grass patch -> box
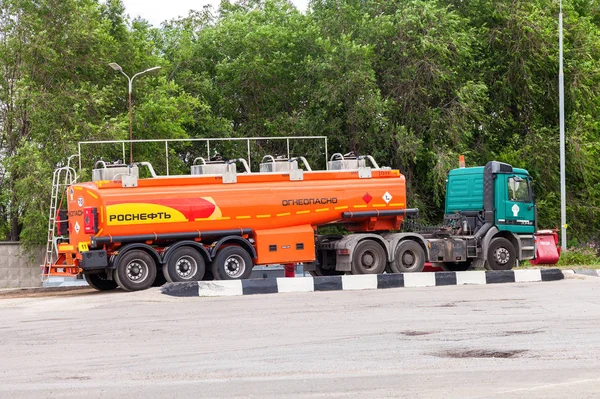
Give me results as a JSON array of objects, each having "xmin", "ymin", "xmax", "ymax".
[{"xmin": 518, "ymin": 245, "xmax": 600, "ymax": 269}]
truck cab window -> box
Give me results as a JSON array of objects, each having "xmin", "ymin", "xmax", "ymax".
[{"xmin": 508, "ymin": 177, "xmax": 531, "ymax": 202}]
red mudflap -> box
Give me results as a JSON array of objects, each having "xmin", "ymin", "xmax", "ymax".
[{"xmin": 530, "ymin": 230, "xmax": 561, "ymax": 265}]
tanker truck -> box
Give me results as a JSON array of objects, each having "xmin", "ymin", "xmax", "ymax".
[{"xmin": 44, "ymin": 141, "xmax": 559, "ymax": 291}]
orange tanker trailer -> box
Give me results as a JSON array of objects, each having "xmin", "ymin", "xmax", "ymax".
[{"xmin": 45, "ymin": 151, "xmax": 423, "ymax": 291}]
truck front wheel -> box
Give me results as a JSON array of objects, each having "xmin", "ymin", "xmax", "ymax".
[
  {"xmin": 485, "ymin": 238, "xmax": 516, "ymax": 270},
  {"xmin": 212, "ymin": 246, "xmax": 253, "ymax": 280},
  {"xmin": 114, "ymin": 250, "xmax": 157, "ymax": 291},
  {"xmin": 84, "ymin": 272, "xmax": 118, "ymax": 291}
]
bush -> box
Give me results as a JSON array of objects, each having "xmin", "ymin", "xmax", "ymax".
[{"xmin": 556, "ymin": 244, "xmax": 600, "ymax": 266}]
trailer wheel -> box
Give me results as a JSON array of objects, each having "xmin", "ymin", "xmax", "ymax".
[
  {"xmin": 163, "ymin": 247, "xmax": 206, "ymax": 283},
  {"xmin": 485, "ymin": 237, "xmax": 516, "ymax": 270},
  {"xmin": 389, "ymin": 240, "xmax": 425, "ymax": 273},
  {"xmin": 212, "ymin": 246, "xmax": 253, "ymax": 280},
  {"xmin": 442, "ymin": 261, "xmax": 472, "ymax": 272},
  {"xmin": 84, "ymin": 272, "xmax": 118, "ymax": 291},
  {"xmin": 114, "ymin": 250, "xmax": 157, "ymax": 292},
  {"xmin": 351, "ymin": 240, "xmax": 386, "ymax": 274}
]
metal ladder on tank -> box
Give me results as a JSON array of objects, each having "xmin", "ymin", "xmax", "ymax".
[{"xmin": 42, "ymin": 156, "xmax": 78, "ymax": 283}]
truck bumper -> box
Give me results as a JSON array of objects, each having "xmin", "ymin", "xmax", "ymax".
[{"xmin": 80, "ymin": 250, "xmax": 109, "ymax": 270}]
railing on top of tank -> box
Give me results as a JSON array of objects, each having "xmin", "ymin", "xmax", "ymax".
[{"xmin": 77, "ymin": 136, "xmax": 329, "ymax": 176}]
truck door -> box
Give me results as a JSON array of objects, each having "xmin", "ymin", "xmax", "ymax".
[{"xmin": 500, "ymin": 174, "xmax": 535, "ymax": 233}]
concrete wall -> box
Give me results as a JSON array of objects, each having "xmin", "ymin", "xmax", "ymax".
[{"xmin": 0, "ymin": 243, "xmax": 43, "ymax": 288}]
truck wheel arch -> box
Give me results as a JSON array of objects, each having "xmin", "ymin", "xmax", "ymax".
[
  {"xmin": 209, "ymin": 235, "xmax": 257, "ymax": 260},
  {"xmin": 163, "ymin": 241, "xmax": 211, "ymax": 266},
  {"xmin": 109, "ymin": 243, "xmax": 161, "ymax": 270},
  {"xmin": 321, "ymin": 234, "xmax": 389, "ymax": 272},
  {"xmin": 481, "ymin": 228, "xmax": 520, "ymax": 262}
]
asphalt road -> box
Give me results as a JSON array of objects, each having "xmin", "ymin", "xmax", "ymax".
[{"xmin": 1, "ymin": 277, "xmax": 600, "ymax": 398}]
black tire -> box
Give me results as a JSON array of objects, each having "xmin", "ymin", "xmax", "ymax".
[
  {"xmin": 485, "ymin": 237, "xmax": 516, "ymax": 270},
  {"xmin": 442, "ymin": 260, "xmax": 472, "ymax": 272},
  {"xmin": 84, "ymin": 272, "xmax": 118, "ymax": 291},
  {"xmin": 310, "ymin": 250, "xmax": 344, "ymax": 276},
  {"xmin": 351, "ymin": 240, "xmax": 386, "ymax": 274},
  {"xmin": 389, "ymin": 240, "xmax": 425, "ymax": 273},
  {"xmin": 113, "ymin": 250, "xmax": 157, "ymax": 292},
  {"xmin": 211, "ymin": 246, "xmax": 253, "ymax": 280},
  {"xmin": 309, "ymin": 269, "xmax": 345, "ymax": 276},
  {"xmin": 310, "ymin": 264, "xmax": 345, "ymax": 277},
  {"xmin": 162, "ymin": 246, "xmax": 206, "ymax": 283}
]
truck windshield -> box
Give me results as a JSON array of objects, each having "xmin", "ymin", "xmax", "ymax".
[{"xmin": 508, "ymin": 177, "xmax": 531, "ymax": 202}]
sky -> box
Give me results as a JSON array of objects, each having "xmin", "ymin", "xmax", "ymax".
[{"xmin": 120, "ymin": 0, "xmax": 310, "ymax": 26}]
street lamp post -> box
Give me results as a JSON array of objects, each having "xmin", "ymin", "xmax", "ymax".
[
  {"xmin": 558, "ymin": 1, "xmax": 567, "ymax": 251},
  {"xmin": 109, "ymin": 63, "xmax": 161, "ymax": 165}
]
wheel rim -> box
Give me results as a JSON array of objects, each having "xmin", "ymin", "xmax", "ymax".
[
  {"xmin": 494, "ymin": 247, "xmax": 510, "ymax": 265},
  {"xmin": 224, "ymin": 254, "xmax": 245, "ymax": 278},
  {"xmin": 126, "ymin": 259, "xmax": 149, "ymax": 283},
  {"xmin": 175, "ymin": 255, "xmax": 197, "ymax": 279},
  {"xmin": 361, "ymin": 251, "xmax": 376, "ymax": 270},
  {"xmin": 402, "ymin": 251, "xmax": 416, "ymax": 267}
]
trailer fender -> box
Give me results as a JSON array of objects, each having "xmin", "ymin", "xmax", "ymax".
[
  {"xmin": 109, "ymin": 243, "xmax": 161, "ymax": 270},
  {"xmin": 209, "ymin": 236, "xmax": 257, "ymax": 260},
  {"xmin": 162, "ymin": 241, "xmax": 211, "ymax": 265},
  {"xmin": 381, "ymin": 233, "xmax": 431, "ymax": 263},
  {"xmin": 324, "ymin": 234, "xmax": 390, "ymax": 272}
]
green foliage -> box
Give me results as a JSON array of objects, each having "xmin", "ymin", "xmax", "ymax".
[
  {"xmin": 556, "ymin": 246, "xmax": 600, "ymax": 266},
  {"xmin": 1, "ymin": 0, "xmax": 600, "ymax": 247}
]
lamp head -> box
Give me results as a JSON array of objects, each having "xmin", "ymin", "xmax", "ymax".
[{"xmin": 109, "ymin": 62, "xmax": 122, "ymax": 72}]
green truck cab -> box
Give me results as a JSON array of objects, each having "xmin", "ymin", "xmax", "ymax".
[
  {"xmin": 421, "ymin": 161, "xmax": 537, "ymax": 271},
  {"xmin": 446, "ymin": 164, "xmax": 535, "ymax": 234}
]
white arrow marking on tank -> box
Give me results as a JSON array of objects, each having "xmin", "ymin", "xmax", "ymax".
[{"xmin": 512, "ymin": 204, "xmax": 520, "ymax": 217}]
